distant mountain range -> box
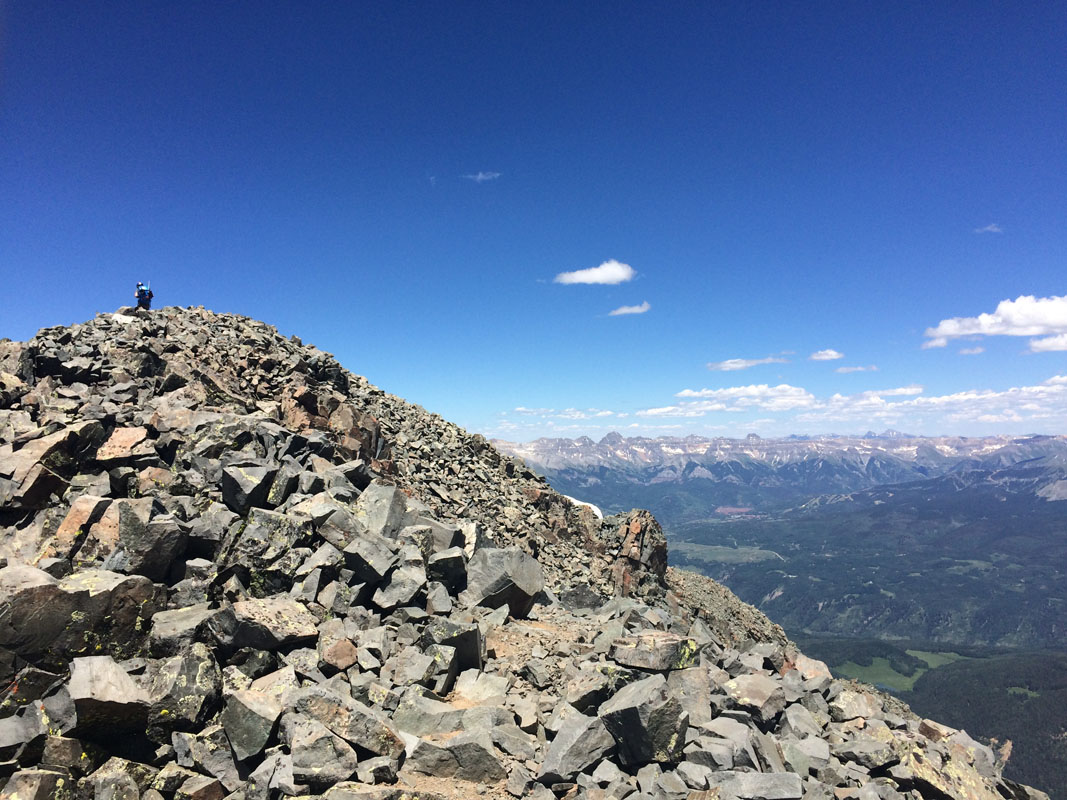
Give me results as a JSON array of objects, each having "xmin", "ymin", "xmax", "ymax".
[
  {"xmin": 494, "ymin": 431, "xmax": 1067, "ymax": 522},
  {"xmin": 495, "ymin": 432, "xmax": 1067, "ymax": 651}
]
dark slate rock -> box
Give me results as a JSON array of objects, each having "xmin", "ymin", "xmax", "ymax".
[
  {"xmin": 609, "ymin": 631, "xmax": 700, "ymax": 672},
  {"xmin": 290, "ymin": 685, "xmax": 406, "ymax": 759},
  {"xmin": 667, "ymin": 666, "xmax": 719, "ymax": 726},
  {"xmin": 537, "ymin": 712, "xmax": 614, "ymax": 785},
  {"xmin": 459, "ymin": 547, "xmax": 544, "ymax": 619},
  {"xmin": 419, "ymin": 617, "xmax": 483, "ymax": 671},
  {"xmin": 216, "ymin": 508, "xmax": 312, "ymax": 590},
  {"xmin": 206, "ymin": 596, "xmax": 319, "ymax": 656},
  {"xmin": 403, "ymin": 732, "xmax": 506, "ymax": 783},
  {"xmin": 372, "ymin": 564, "xmax": 426, "ymax": 611},
  {"xmin": 426, "ymin": 547, "xmax": 467, "ymax": 593},
  {"xmin": 149, "ymin": 603, "xmax": 214, "ymax": 657},
  {"xmin": 342, "ymin": 530, "xmax": 398, "ymax": 587},
  {"xmin": 704, "ymin": 770, "xmax": 804, "ymax": 800},
  {"xmin": 145, "ymin": 643, "xmax": 221, "ymax": 743},
  {"xmin": 221, "ymin": 463, "xmax": 278, "ymax": 515},
  {"xmin": 0, "ymin": 768, "xmax": 66, "ymax": 800},
  {"xmin": 598, "ymin": 673, "xmax": 689, "ymax": 766},
  {"xmin": 723, "ymin": 673, "xmax": 787, "ymax": 723},
  {"xmin": 280, "ymin": 711, "xmax": 359, "ymax": 788},
  {"xmin": 353, "ymin": 482, "xmax": 412, "ymax": 539},
  {"xmin": 172, "ymin": 724, "xmax": 241, "ymax": 792}
]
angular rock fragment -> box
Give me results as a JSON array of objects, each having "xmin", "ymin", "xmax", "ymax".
[
  {"xmin": 207, "ymin": 596, "xmax": 319, "ymax": 655},
  {"xmin": 829, "ymin": 688, "xmax": 882, "ymax": 722},
  {"xmin": 68, "ymin": 655, "xmax": 149, "ymax": 733},
  {"xmin": 723, "ymin": 672, "xmax": 786, "ymax": 723},
  {"xmin": 403, "ymin": 732, "xmax": 506, "ymax": 783},
  {"xmin": 145, "ymin": 643, "xmax": 221, "ymax": 742},
  {"xmin": 281, "ymin": 711, "xmax": 360, "ymax": 787},
  {"xmin": 537, "ymin": 712, "xmax": 614, "ymax": 784},
  {"xmin": 705, "ymin": 770, "xmax": 804, "ymax": 799},
  {"xmin": 173, "ymin": 724, "xmax": 241, "ymax": 792},
  {"xmin": 459, "ymin": 547, "xmax": 544, "ymax": 618},
  {"xmin": 610, "ymin": 630, "xmax": 700, "ymax": 671},
  {"xmin": 598, "ymin": 673, "xmax": 688, "ymax": 765},
  {"xmin": 221, "ymin": 463, "xmax": 278, "ymax": 515},
  {"xmin": 290, "ymin": 685, "xmax": 406, "ymax": 759}
]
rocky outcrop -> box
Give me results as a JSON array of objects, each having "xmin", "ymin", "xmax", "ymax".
[{"xmin": 0, "ymin": 307, "xmax": 1049, "ymax": 799}]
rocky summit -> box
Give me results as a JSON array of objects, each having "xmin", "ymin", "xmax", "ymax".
[{"xmin": 0, "ymin": 306, "xmax": 1049, "ymax": 800}]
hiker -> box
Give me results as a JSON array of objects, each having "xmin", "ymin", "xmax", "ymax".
[{"xmin": 135, "ymin": 282, "xmax": 154, "ymax": 310}]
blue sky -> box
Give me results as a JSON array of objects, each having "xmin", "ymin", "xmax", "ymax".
[{"xmin": 3, "ymin": 2, "xmax": 1066, "ymax": 440}]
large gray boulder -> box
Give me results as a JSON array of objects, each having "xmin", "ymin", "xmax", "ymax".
[
  {"xmin": 207, "ymin": 596, "xmax": 319, "ymax": 655},
  {"xmin": 537, "ymin": 712, "xmax": 615, "ymax": 784},
  {"xmin": 68, "ymin": 656, "xmax": 149, "ymax": 734},
  {"xmin": 598, "ymin": 673, "xmax": 689, "ymax": 766},
  {"xmin": 459, "ymin": 547, "xmax": 544, "ymax": 618}
]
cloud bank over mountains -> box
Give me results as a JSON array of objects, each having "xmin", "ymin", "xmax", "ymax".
[{"xmin": 494, "ymin": 375, "xmax": 1067, "ymax": 439}]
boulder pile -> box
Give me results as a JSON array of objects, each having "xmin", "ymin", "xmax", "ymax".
[{"xmin": 0, "ymin": 306, "xmax": 1049, "ymax": 799}]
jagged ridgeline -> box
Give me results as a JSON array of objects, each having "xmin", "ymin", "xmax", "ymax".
[{"xmin": 0, "ymin": 307, "xmax": 1049, "ymax": 799}]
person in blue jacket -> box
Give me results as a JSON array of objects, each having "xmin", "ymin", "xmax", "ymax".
[{"xmin": 135, "ymin": 282, "xmax": 154, "ymax": 310}]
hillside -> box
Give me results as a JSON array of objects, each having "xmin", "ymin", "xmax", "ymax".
[{"xmin": 0, "ymin": 306, "xmax": 1050, "ymax": 799}]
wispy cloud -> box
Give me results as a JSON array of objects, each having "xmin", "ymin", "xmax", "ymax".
[
  {"xmin": 924, "ymin": 295, "xmax": 1067, "ymax": 352},
  {"xmin": 513, "ymin": 406, "xmax": 615, "ymax": 420},
  {"xmin": 960, "ymin": 346, "xmax": 984, "ymax": 355},
  {"xmin": 797, "ymin": 377, "xmax": 1067, "ymax": 427},
  {"xmin": 462, "ymin": 171, "xmax": 501, "ymax": 183},
  {"xmin": 810, "ymin": 349, "xmax": 844, "ymax": 361},
  {"xmin": 836, "ymin": 365, "xmax": 878, "ymax": 373},
  {"xmin": 554, "ymin": 259, "xmax": 636, "ymax": 285},
  {"xmin": 707, "ymin": 356, "xmax": 788, "ymax": 371},
  {"xmin": 609, "ymin": 301, "xmax": 650, "ymax": 316},
  {"xmin": 974, "ymin": 223, "xmax": 1003, "ymax": 234},
  {"xmin": 675, "ymin": 384, "xmax": 817, "ymax": 411}
]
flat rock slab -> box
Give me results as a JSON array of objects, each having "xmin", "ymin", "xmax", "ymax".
[
  {"xmin": 705, "ymin": 770, "xmax": 804, "ymax": 800},
  {"xmin": 95, "ymin": 426, "xmax": 149, "ymax": 463},
  {"xmin": 609, "ymin": 631, "xmax": 700, "ymax": 671},
  {"xmin": 207, "ymin": 597, "xmax": 319, "ymax": 654},
  {"xmin": 404, "ymin": 731, "xmax": 506, "ymax": 783},
  {"xmin": 829, "ymin": 689, "xmax": 882, "ymax": 722},
  {"xmin": 291, "ymin": 685, "xmax": 406, "ymax": 759},
  {"xmin": 723, "ymin": 673, "xmax": 786, "ymax": 723}
]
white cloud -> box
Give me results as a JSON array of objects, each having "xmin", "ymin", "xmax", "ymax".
[
  {"xmin": 554, "ymin": 259, "xmax": 636, "ymax": 285},
  {"xmin": 796, "ymin": 375, "xmax": 1067, "ymax": 427},
  {"xmin": 672, "ymin": 384, "xmax": 817, "ymax": 412},
  {"xmin": 960, "ymin": 346, "xmax": 984, "ymax": 355},
  {"xmin": 462, "ymin": 171, "xmax": 501, "ymax": 183},
  {"xmin": 1030, "ymin": 333, "xmax": 1067, "ymax": 352},
  {"xmin": 836, "ymin": 365, "xmax": 878, "ymax": 373},
  {"xmin": 494, "ymin": 374, "xmax": 1067, "ymax": 439},
  {"xmin": 924, "ymin": 295, "xmax": 1067, "ymax": 351},
  {"xmin": 810, "ymin": 349, "xmax": 844, "ymax": 361},
  {"xmin": 609, "ymin": 301, "xmax": 650, "ymax": 316},
  {"xmin": 706, "ymin": 356, "xmax": 788, "ymax": 371},
  {"xmin": 974, "ymin": 223, "xmax": 1003, "ymax": 233},
  {"xmin": 513, "ymin": 406, "xmax": 615, "ymax": 420}
]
